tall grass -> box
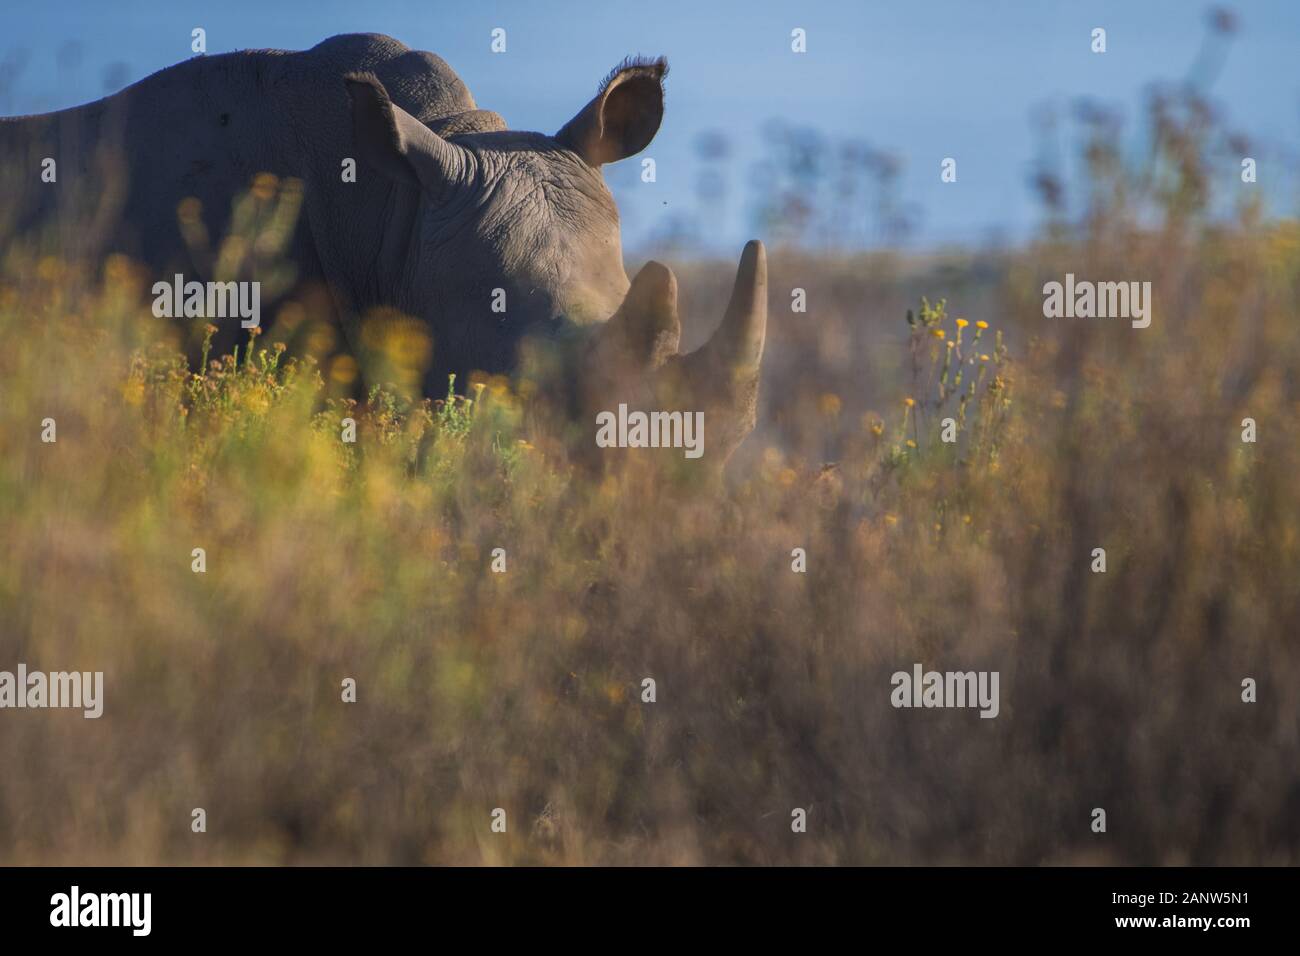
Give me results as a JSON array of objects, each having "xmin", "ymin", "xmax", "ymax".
[{"xmin": 1, "ymin": 90, "xmax": 1298, "ymax": 865}]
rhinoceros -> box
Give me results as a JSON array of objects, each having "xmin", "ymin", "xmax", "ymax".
[{"xmin": 0, "ymin": 33, "xmax": 767, "ymax": 466}]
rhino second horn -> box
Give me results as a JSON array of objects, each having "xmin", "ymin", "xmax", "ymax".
[
  {"xmin": 697, "ymin": 240, "xmax": 767, "ymax": 375},
  {"xmin": 600, "ymin": 260, "xmax": 681, "ymax": 368}
]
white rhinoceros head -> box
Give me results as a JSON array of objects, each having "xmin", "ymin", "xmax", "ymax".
[{"xmin": 344, "ymin": 58, "xmax": 766, "ymax": 469}]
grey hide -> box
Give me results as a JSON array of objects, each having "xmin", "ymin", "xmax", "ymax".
[{"xmin": 0, "ymin": 33, "xmax": 767, "ymax": 466}]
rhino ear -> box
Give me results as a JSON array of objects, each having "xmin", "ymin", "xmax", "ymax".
[
  {"xmin": 344, "ymin": 73, "xmax": 469, "ymax": 194},
  {"xmin": 556, "ymin": 57, "xmax": 667, "ymax": 167}
]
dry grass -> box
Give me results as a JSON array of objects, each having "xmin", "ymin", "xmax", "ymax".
[{"xmin": 2, "ymin": 111, "xmax": 1299, "ymax": 866}]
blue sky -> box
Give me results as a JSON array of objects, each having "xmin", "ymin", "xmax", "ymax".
[{"xmin": 4, "ymin": 0, "xmax": 1297, "ymax": 251}]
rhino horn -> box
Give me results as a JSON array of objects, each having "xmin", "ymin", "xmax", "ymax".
[
  {"xmin": 693, "ymin": 240, "xmax": 767, "ymax": 378},
  {"xmin": 593, "ymin": 260, "xmax": 681, "ymax": 370}
]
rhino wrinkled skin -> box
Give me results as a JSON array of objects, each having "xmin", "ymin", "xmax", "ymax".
[{"xmin": 0, "ymin": 33, "xmax": 767, "ymax": 466}]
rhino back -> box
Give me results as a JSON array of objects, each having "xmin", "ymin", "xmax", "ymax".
[{"xmin": 0, "ymin": 34, "xmax": 478, "ymax": 294}]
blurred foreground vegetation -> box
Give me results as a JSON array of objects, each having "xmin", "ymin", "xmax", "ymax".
[{"xmin": 1, "ymin": 64, "xmax": 1299, "ymax": 864}]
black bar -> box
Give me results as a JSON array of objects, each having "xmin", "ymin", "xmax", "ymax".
[{"xmin": 0, "ymin": 866, "xmax": 1285, "ymax": 942}]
